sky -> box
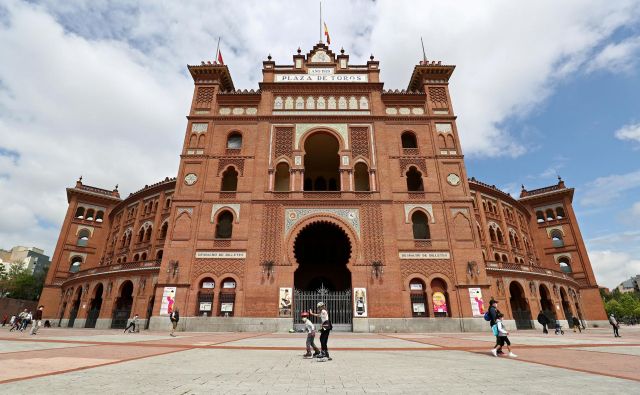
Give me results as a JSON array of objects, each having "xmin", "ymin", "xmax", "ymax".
[{"xmin": 0, "ymin": 0, "xmax": 639, "ymax": 289}]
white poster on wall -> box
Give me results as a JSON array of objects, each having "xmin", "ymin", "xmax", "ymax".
[
  {"xmin": 159, "ymin": 287, "xmax": 176, "ymax": 316},
  {"xmin": 469, "ymin": 288, "xmax": 485, "ymax": 317},
  {"xmin": 353, "ymin": 288, "xmax": 368, "ymax": 317}
]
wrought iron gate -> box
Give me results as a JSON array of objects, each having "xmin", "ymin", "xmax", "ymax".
[{"xmin": 293, "ymin": 285, "xmax": 352, "ymax": 332}]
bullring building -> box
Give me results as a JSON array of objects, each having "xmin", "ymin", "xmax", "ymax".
[{"xmin": 40, "ymin": 43, "xmax": 607, "ymax": 332}]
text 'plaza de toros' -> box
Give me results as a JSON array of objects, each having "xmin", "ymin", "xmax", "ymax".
[{"xmin": 39, "ymin": 43, "xmax": 608, "ymax": 332}]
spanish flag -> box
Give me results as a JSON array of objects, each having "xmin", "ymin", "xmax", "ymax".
[{"xmin": 324, "ymin": 22, "xmax": 331, "ymax": 45}]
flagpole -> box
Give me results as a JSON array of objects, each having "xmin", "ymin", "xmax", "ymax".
[
  {"xmin": 216, "ymin": 37, "xmax": 221, "ymax": 64},
  {"xmin": 319, "ymin": 2, "xmax": 322, "ymax": 43},
  {"xmin": 421, "ymin": 36, "xmax": 427, "ymax": 63}
]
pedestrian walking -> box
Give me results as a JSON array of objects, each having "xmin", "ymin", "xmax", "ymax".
[
  {"xmin": 537, "ymin": 311, "xmax": 549, "ymax": 334},
  {"xmin": 487, "ymin": 299, "xmax": 503, "ymax": 354},
  {"xmin": 310, "ymin": 302, "xmax": 332, "ymax": 361},
  {"xmin": 20, "ymin": 311, "xmax": 32, "ymax": 332},
  {"xmin": 609, "ymin": 313, "xmax": 621, "ymax": 337},
  {"xmin": 1, "ymin": 314, "xmax": 8, "ymax": 326},
  {"xmin": 169, "ymin": 309, "xmax": 179, "ymax": 337},
  {"xmin": 491, "ymin": 313, "xmax": 517, "ymax": 358},
  {"xmin": 572, "ymin": 316, "xmax": 582, "ymax": 333},
  {"xmin": 300, "ymin": 312, "xmax": 320, "ymax": 358},
  {"xmin": 124, "ymin": 313, "xmax": 139, "ymax": 333},
  {"xmin": 30, "ymin": 306, "xmax": 44, "ymax": 335}
]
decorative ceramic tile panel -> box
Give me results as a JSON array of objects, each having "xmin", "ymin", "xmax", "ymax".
[{"xmin": 284, "ymin": 208, "xmax": 360, "ymax": 236}]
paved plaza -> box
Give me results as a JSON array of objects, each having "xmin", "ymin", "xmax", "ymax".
[{"xmin": 1, "ymin": 326, "xmax": 639, "ymax": 394}]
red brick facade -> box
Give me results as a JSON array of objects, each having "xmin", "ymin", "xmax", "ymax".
[{"xmin": 39, "ymin": 44, "xmax": 607, "ymax": 331}]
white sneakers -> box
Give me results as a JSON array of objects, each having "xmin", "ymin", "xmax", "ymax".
[{"xmin": 491, "ymin": 349, "xmax": 517, "ymax": 358}]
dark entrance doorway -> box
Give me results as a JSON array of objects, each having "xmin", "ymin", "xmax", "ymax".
[
  {"xmin": 111, "ymin": 281, "xmax": 134, "ymax": 329},
  {"xmin": 539, "ymin": 284, "xmax": 556, "ymax": 323},
  {"xmin": 85, "ymin": 283, "xmax": 103, "ymax": 328},
  {"xmin": 68, "ymin": 288, "xmax": 82, "ymax": 328},
  {"xmin": 293, "ymin": 221, "xmax": 352, "ymax": 331},
  {"xmin": 560, "ymin": 288, "xmax": 574, "ymax": 327},
  {"xmin": 509, "ymin": 282, "xmax": 533, "ymax": 329}
]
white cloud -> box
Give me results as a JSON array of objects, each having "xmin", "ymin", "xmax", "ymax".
[
  {"xmin": 587, "ymin": 37, "xmax": 640, "ymax": 74},
  {"xmin": 1, "ymin": 0, "xmax": 640, "ymax": 256},
  {"xmin": 632, "ymin": 202, "xmax": 640, "ymax": 218},
  {"xmin": 588, "ymin": 250, "xmax": 640, "ymax": 289},
  {"xmin": 580, "ymin": 169, "xmax": 640, "ymax": 206},
  {"xmin": 614, "ymin": 122, "xmax": 640, "ymax": 143}
]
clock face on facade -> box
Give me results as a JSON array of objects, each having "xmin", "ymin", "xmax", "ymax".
[
  {"xmin": 310, "ymin": 50, "xmax": 330, "ymax": 63},
  {"xmin": 447, "ymin": 173, "xmax": 461, "ymax": 186}
]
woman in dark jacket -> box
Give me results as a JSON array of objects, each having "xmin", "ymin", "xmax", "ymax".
[{"xmin": 537, "ymin": 311, "xmax": 549, "ymax": 334}]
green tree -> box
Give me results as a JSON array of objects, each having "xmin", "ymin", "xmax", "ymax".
[{"xmin": 3, "ymin": 264, "xmax": 41, "ymax": 300}]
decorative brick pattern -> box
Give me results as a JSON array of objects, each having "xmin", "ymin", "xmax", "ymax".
[
  {"xmin": 361, "ymin": 204, "xmax": 385, "ymax": 266},
  {"xmin": 399, "ymin": 158, "xmax": 427, "ymax": 175},
  {"xmin": 217, "ymin": 158, "xmax": 245, "ymax": 176},
  {"xmin": 273, "ymin": 127, "xmax": 293, "ymax": 159},
  {"xmin": 260, "ymin": 204, "xmax": 286, "ymax": 264},
  {"xmin": 350, "ymin": 127, "xmax": 370, "ymax": 159},
  {"xmin": 192, "ymin": 259, "xmax": 245, "ymax": 280},
  {"xmin": 428, "ymin": 87, "xmax": 448, "ymax": 107},
  {"xmin": 195, "ymin": 87, "xmax": 215, "ymax": 107},
  {"xmin": 400, "ymin": 259, "xmax": 454, "ymax": 282}
]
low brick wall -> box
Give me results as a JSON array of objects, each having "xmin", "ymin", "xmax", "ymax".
[{"xmin": 0, "ymin": 298, "xmax": 38, "ymax": 321}]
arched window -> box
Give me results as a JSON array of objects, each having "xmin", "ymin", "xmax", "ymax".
[
  {"xmin": 215, "ymin": 211, "xmax": 234, "ymax": 239},
  {"xmin": 401, "ymin": 132, "xmax": 418, "ymax": 148},
  {"xmin": 77, "ymin": 229, "xmax": 91, "ymax": 247},
  {"xmin": 85, "ymin": 209, "xmax": 95, "ymax": 221},
  {"xmin": 558, "ymin": 257, "xmax": 572, "ymax": 273},
  {"xmin": 496, "ymin": 228, "xmax": 504, "ymax": 244},
  {"xmin": 274, "ymin": 162, "xmax": 290, "ymax": 192},
  {"xmin": 501, "ymin": 254, "xmax": 508, "ymax": 263},
  {"xmin": 133, "ymin": 253, "xmax": 140, "ymax": 261},
  {"xmin": 551, "ymin": 230, "xmax": 564, "ymax": 247},
  {"xmin": 165, "ymin": 198, "xmax": 171, "ymax": 209},
  {"xmin": 160, "ymin": 222, "xmax": 168, "ymax": 239},
  {"xmin": 137, "ymin": 228, "xmax": 145, "ymax": 243},
  {"xmin": 303, "ymin": 132, "xmax": 340, "ymax": 191},
  {"xmin": 144, "ymin": 226, "xmax": 152, "ymax": 242},
  {"xmin": 69, "ymin": 256, "xmax": 83, "ymax": 273},
  {"xmin": 556, "ymin": 207, "xmax": 565, "ymax": 219},
  {"xmin": 546, "ymin": 209, "xmax": 555, "ymax": 221},
  {"xmin": 221, "ymin": 167, "xmax": 238, "ymax": 191},
  {"xmin": 226, "ymin": 132, "xmax": 242, "ymax": 149},
  {"xmin": 198, "ymin": 277, "xmax": 215, "ymax": 316},
  {"xmin": 218, "ymin": 278, "xmax": 237, "ymax": 317},
  {"xmin": 409, "ymin": 279, "xmax": 428, "ymax": 317},
  {"xmin": 354, "ymin": 162, "xmax": 370, "ymax": 191},
  {"xmin": 494, "ymin": 253, "xmax": 501, "ymax": 261},
  {"xmin": 431, "ymin": 278, "xmax": 450, "ymax": 317},
  {"xmin": 95, "ymin": 211, "xmax": 104, "ymax": 223},
  {"xmin": 74, "ymin": 207, "xmax": 85, "ymax": 219},
  {"xmin": 406, "ymin": 166, "xmax": 424, "ymax": 192},
  {"xmin": 509, "ymin": 233, "xmax": 516, "ymax": 247},
  {"xmin": 141, "ymin": 252, "xmax": 147, "ymax": 261},
  {"xmin": 489, "ymin": 227, "xmax": 496, "ymax": 242},
  {"xmin": 411, "ymin": 211, "xmax": 430, "ymax": 240},
  {"xmin": 126, "ymin": 232, "xmax": 132, "ymax": 246},
  {"xmin": 156, "ymin": 250, "xmax": 163, "ymax": 260}
]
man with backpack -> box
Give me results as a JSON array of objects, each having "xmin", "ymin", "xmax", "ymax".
[{"xmin": 485, "ymin": 299, "xmax": 503, "ymax": 355}]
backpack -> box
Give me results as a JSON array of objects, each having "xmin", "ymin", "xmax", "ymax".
[
  {"xmin": 491, "ymin": 324, "xmax": 499, "ymax": 336},
  {"xmin": 484, "ymin": 311, "xmax": 491, "ymax": 321}
]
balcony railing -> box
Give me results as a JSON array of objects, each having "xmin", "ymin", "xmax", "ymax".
[
  {"xmin": 63, "ymin": 259, "xmax": 161, "ymax": 283},
  {"xmin": 485, "ymin": 261, "xmax": 578, "ymax": 284}
]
